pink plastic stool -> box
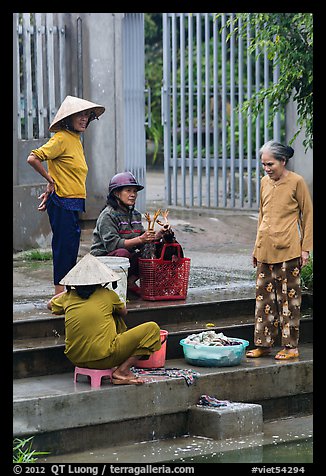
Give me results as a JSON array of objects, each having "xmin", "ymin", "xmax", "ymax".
[{"xmin": 74, "ymin": 366, "xmax": 114, "ymax": 388}]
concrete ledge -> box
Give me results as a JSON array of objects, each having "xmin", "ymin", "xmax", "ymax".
[
  {"xmin": 37, "ymin": 414, "xmax": 312, "ymax": 463},
  {"xmin": 13, "ymin": 349, "xmax": 313, "ymax": 437},
  {"xmin": 17, "ymin": 398, "xmax": 311, "ymax": 457},
  {"xmin": 188, "ymin": 403, "xmax": 263, "ymax": 440},
  {"xmin": 13, "ymin": 294, "xmax": 312, "ymax": 378}
]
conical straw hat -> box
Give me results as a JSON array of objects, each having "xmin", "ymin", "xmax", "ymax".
[
  {"xmin": 59, "ymin": 253, "xmax": 121, "ymax": 286},
  {"xmin": 49, "ymin": 95, "xmax": 105, "ymax": 132}
]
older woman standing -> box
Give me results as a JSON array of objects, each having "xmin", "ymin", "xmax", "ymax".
[
  {"xmin": 27, "ymin": 95, "xmax": 105, "ymax": 295},
  {"xmin": 246, "ymin": 140, "xmax": 313, "ymax": 360}
]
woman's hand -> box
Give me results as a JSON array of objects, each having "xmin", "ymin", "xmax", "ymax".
[
  {"xmin": 27, "ymin": 154, "xmax": 55, "ymax": 211},
  {"xmin": 155, "ymin": 224, "xmax": 171, "ymax": 240},
  {"xmin": 37, "ymin": 181, "xmax": 55, "ymax": 211},
  {"xmin": 38, "ymin": 192, "xmax": 48, "ymax": 211},
  {"xmin": 139, "ymin": 230, "xmax": 156, "ymax": 244},
  {"xmin": 252, "ymin": 253, "xmax": 258, "ymax": 268},
  {"xmin": 300, "ymin": 250, "xmax": 310, "ymax": 268}
]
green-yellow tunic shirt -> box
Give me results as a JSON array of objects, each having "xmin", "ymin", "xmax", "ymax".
[
  {"xmin": 51, "ymin": 287, "xmax": 126, "ymax": 364},
  {"xmin": 253, "ymin": 171, "xmax": 313, "ymax": 264}
]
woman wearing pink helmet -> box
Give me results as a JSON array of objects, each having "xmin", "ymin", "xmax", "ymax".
[{"xmin": 91, "ymin": 172, "xmax": 163, "ymax": 296}]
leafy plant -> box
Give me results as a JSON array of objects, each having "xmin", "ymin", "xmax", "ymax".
[
  {"xmin": 224, "ymin": 13, "xmax": 313, "ymax": 152},
  {"xmin": 301, "ymin": 254, "xmax": 313, "ymax": 291},
  {"xmin": 23, "ymin": 250, "xmax": 52, "ymax": 261},
  {"xmin": 13, "ymin": 437, "xmax": 50, "ymax": 463},
  {"xmin": 147, "ymin": 118, "xmax": 163, "ymax": 164},
  {"xmin": 145, "ymin": 14, "xmax": 164, "ymax": 165}
]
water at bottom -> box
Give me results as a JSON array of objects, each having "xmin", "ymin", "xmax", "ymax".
[{"xmin": 167, "ymin": 439, "xmax": 313, "ymax": 464}]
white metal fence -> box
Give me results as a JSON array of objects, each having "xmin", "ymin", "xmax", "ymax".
[
  {"xmin": 162, "ymin": 13, "xmax": 285, "ymax": 210},
  {"xmin": 15, "ymin": 13, "xmax": 67, "ymax": 140}
]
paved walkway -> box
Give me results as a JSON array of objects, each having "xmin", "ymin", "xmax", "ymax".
[
  {"xmin": 13, "ymin": 169, "xmax": 259, "ymax": 301},
  {"xmin": 13, "ymin": 210, "xmax": 258, "ymax": 301}
]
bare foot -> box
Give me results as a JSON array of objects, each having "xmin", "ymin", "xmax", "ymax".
[
  {"xmin": 112, "ymin": 355, "xmax": 145, "ymax": 383},
  {"xmin": 112, "ymin": 369, "xmax": 136, "ymax": 381},
  {"xmin": 112, "ymin": 377, "xmax": 145, "ymax": 385}
]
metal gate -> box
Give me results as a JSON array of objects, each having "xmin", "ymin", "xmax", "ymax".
[
  {"xmin": 122, "ymin": 13, "xmax": 147, "ymax": 212},
  {"xmin": 162, "ymin": 13, "xmax": 285, "ymax": 209},
  {"xmin": 14, "ymin": 13, "xmax": 67, "ymax": 142}
]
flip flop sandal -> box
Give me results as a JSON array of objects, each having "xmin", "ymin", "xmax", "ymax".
[
  {"xmin": 275, "ymin": 349, "xmax": 299, "ymax": 360},
  {"xmin": 246, "ymin": 348, "xmax": 271, "ymax": 358}
]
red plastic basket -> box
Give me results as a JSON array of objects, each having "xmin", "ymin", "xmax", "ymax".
[{"xmin": 138, "ymin": 243, "xmax": 191, "ymax": 301}]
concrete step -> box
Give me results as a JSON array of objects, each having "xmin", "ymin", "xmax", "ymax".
[
  {"xmin": 38, "ymin": 414, "xmax": 313, "ymax": 464},
  {"xmin": 13, "ymin": 345, "xmax": 313, "ymax": 457},
  {"xmin": 13, "ymin": 289, "xmax": 260, "ymax": 338},
  {"xmin": 13, "ymin": 293, "xmax": 313, "ymax": 378},
  {"xmin": 13, "ymin": 314, "xmax": 313, "ymax": 379}
]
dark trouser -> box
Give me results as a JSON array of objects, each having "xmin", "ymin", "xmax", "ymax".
[
  {"xmin": 254, "ymin": 258, "xmax": 301, "ymax": 349},
  {"xmin": 47, "ymin": 196, "xmax": 81, "ymax": 285},
  {"xmin": 107, "ymin": 248, "xmax": 140, "ymax": 279}
]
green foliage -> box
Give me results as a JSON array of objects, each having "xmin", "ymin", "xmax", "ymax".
[
  {"xmin": 23, "ymin": 250, "xmax": 52, "ymax": 261},
  {"xmin": 225, "ymin": 13, "xmax": 313, "ymax": 151},
  {"xmin": 145, "ymin": 14, "xmax": 164, "ymax": 164},
  {"xmin": 145, "ymin": 13, "xmax": 313, "ymax": 165},
  {"xmin": 301, "ymin": 254, "xmax": 313, "ymax": 291},
  {"xmin": 13, "ymin": 437, "xmax": 50, "ymax": 463}
]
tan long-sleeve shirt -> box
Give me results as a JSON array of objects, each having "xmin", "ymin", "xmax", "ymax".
[{"xmin": 253, "ymin": 171, "xmax": 313, "ymax": 264}]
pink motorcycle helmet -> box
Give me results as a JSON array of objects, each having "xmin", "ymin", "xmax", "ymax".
[{"xmin": 108, "ymin": 172, "xmax": 144, "ymax": 196}]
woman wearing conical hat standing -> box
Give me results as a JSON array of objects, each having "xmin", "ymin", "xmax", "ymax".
[{"xmin": 27, "ymin": 96, "xmax": 105, "ymax": 295}]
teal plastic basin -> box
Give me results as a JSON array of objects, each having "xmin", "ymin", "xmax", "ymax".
[{"xmin": 180, "ymin": 337, "xmax": 249, "ymax": 367}]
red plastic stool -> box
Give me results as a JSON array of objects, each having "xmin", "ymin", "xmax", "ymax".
[{"xmin": 74, "ymin": 366, "xmax": 114, "ymax": 388}]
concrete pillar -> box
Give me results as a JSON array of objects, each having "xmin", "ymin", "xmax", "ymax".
[{"xmin": 66, "ymin": 13, "xmax": 125, "ymax": 220}]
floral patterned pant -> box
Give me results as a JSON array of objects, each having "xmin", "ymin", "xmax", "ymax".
[{"xmin": 254, "ymin": 258, "xmax": 301, "ymax": 349}]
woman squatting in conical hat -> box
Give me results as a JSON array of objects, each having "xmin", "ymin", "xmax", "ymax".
[
  {"xmin": 47, "ymin": 253, "xmax": 162, "ymax": 385},
  {"xmin": 27, "ymin": 95, "xmax": 105, "ymax": 296}
]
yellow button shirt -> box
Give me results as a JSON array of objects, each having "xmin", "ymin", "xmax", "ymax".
[
  {"xmin": 31, "ymin": 130, "xmax": 88, "ymax": 198},
  {"xmin": 253, "ymin": 171, "xmax": 313, "ymax": 264}
]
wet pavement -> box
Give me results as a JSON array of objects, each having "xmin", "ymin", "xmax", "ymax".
[{"xmin": 13, "ymin": 169, "xmax": 259, "ymax": 301}]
